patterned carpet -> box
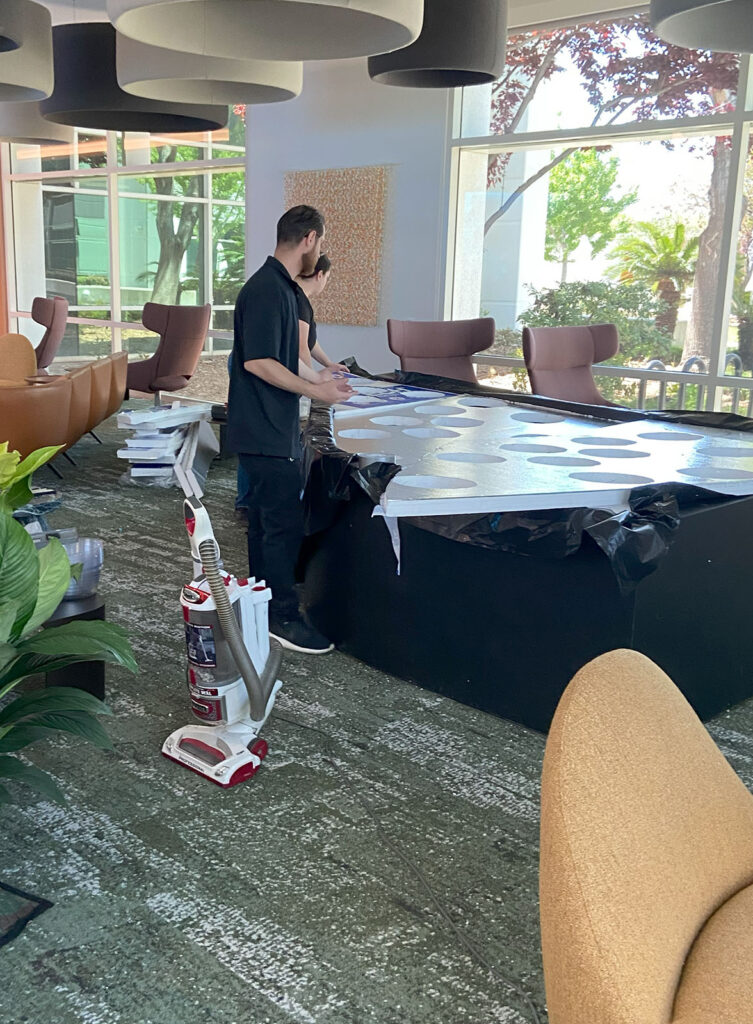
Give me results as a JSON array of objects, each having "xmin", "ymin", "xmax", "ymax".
[{"xmin": 2, "ymin": 408, "xmax": 753, "ymax": 1024}]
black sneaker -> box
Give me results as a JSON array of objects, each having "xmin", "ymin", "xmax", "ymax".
[{"xmin": 269, "ymin": 615, "xmax": 334, "ymax": 655}]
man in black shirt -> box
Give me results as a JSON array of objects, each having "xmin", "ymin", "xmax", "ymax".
[{"xmin": 227, "ymin": 205, "xmax": 352, "ymax": 654}]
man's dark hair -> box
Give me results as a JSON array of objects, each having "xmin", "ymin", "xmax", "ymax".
[
  {"xmin": 300, "ymin": 253, "xmax": 332, "ymax": 279},
  {"xmin": 277, "ymin": 205, "xmax": 325, "ymax": 246}
]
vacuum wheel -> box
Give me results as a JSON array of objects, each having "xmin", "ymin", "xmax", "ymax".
[{"xmin": 249, "ymin": 738, "xmax": 268, "ymax": 760}]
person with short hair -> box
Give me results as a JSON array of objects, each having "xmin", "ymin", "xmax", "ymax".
[
  {"xmin": 227, "ymin": 205, "xmax": 353, "ymax": 655},
  {"xmin": 296, "ymin": 254, "xmax": 346, "ymax": 372}
]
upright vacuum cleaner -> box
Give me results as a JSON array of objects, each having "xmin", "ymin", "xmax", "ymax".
[{"xmin": 162, "ymin": 487, "xmax": 283, "ymax": 787}]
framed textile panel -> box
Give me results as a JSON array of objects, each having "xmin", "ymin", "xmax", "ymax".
[{"xmin": 283, "ymin": 165, "xmax": 388, "ymax": 327}]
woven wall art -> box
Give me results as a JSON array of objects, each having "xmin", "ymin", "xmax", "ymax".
[{"xmin": 283, "ymin": 164, "xmax": 388, "ymax": 327}]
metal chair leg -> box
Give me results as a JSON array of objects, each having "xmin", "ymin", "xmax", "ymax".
[
  {"xmin": 47, "ymin": 460, "xmax": 64, "ymax": 479},
  {"xmin": 62, "ymin": 451, "xmax": 77, "ymax": 466},
  {"xmin": 89, "ymin": 430, "xmax": 103, "ymax": 444}
]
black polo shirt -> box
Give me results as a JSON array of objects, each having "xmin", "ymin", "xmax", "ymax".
[
  {"xmin": 227, "ymin": 256, "xmax": 302, "ymax": 459},
  {"xmin": 296, "ymin": 286, "xmax": 317, "ymax": 351}
]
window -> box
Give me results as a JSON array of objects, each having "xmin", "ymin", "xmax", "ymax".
[
  {"xmin": 5, "ymin": 107, "xmax": 246, "ymax": 361},
  {"xmin": 449, "ymin": 10, "xmax": 753, "ymax": 412}
]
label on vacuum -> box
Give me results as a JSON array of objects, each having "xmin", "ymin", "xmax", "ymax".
[{"xmin": 184, "ymin": 623, "xmax": 217, "ymax": 667}]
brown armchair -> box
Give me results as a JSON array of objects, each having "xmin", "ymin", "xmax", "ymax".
[
  {"xmin": 126, "ymin": 302, "xmax": 210, "ymax": 399},
  {"xmin": 0, "ymin": 333, "xmax": 37, "ymax": 383},
  {"xmin": 387, "ymin": 317, "xmax": 495, "ymax": 384},
  {"xmin": 32, "ymin": 296, "xmax": 68, "ymax": 371},
  {"xmin": 522, "ymin": 323, "xmax": 619, "ymax": 406},
  {"xmin": 540, "ymin": 649, "xmax": 753, "ymax": 1024},
  {"xmin": 0, "ymin": 378, "xmax": 72, "ymax": 460}
]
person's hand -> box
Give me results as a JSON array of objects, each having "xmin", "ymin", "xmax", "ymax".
[
  {"xmin": 316, "ymin": 377, "xmax": 354, "ymax": 405},
  {"xmin": 327, "ymin": 362, "xmax": 349, "ymax": 373},
  {"xmin": 316, "ymin": 367, "xmax": 340, "ymax": 383}
]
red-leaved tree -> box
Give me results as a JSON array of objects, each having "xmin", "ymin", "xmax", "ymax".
[{"xmin": 487, "ymin": 12, "xmax": 739, "ymax": 362}]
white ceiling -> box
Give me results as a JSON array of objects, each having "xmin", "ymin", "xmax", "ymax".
[{"xmin": 41, "ymin": 0, "xmax": 645, "ymax": 29}]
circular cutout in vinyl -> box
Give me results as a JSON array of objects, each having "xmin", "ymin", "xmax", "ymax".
[
  {"xmin": 677, "ymin": 466, "xmax": 753, "ymax": 481},
  {"xmin": 403, "ymin": 427, "xmax": 461, "ymax": 438},
  {"xmin": 510, "ymin": 411, "xmax": 567, "ymax": 423},
  {"xmin": 570, "ymin": 471, "xmax": 654, "ymax": 485},
  {"xmin": 415, "ymin": 404, "xmax": 466, "ymax": 415},
  {"xmin": 529, "ymin": 456, "xmax": 600, "ymax": 467},
  {"xmin": 573, "ymin": 435, "xmax": 636, "ymax": 446},
  {"xmin": 370, "ymin": 415, "xmax": 422, "ymax": 426},
  {"xmin": 437, "ymin": 452, "xmax": 506, "ymax": 464},
  {"xmin": 578, "ymin": 448, "xmax": 650, "ymax": 459},
  {"xmin": 696, "ymin": 445, "xmax": 753, "ymax": 459},
  {"xmin": 392, "ymin": 474, "xmax": 477, "ymax": 490},
  {"xmin": 431, "ymin": 416, "xmax": 484, "ymax": 428},
  {"xmin": 500, "ymin": 443, "xmax": 567, "ymax": 454},
  {"xmin": 458, "ymin": 396, "xmax": 501, "ymax": 408},
  {"xmin": 338, "ymin": 428, "xmax": 391, "ymax": 439},
  {"xmin": 638, "ymin": 430, "xmax": 704, "ymax": 442}
]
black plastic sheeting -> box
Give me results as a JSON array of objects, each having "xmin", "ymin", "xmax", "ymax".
[{"xmin": 303, "ymin": 361, "xmax": 747, "ymax": 593}]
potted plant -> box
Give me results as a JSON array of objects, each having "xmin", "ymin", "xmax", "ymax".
[{"xmin": 0, "ymin": 442, "xmax": 137, "ymax": 805}]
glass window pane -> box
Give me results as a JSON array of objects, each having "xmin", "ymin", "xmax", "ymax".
[
  {"xmin": 119, "ymin": 195, "xmax": 205, "ymax": 353},
  {"xmin": 459, "ymin": 11, "xmax": 741, "ymax": 138},
  {"xmin": 77, "ymin": 131, "xmax": 108, "ymax": 170},
  {"xmin": 453, "ymin": 132, "xmax": 732, "ymax": 402},
  {"xmin": 117, "ymin": 132, "xmax": 209, "ymax": 166},
  {"xmin": 11, "ymin": 142, "xmax": 73, "ymax": 174},
  {"xmin": 210, "ymin": 105, "xmax": 245, "ymax": 156},
  {"xmin": 726, "ymin": 132, "xmax": 753, "ymax": 378}
]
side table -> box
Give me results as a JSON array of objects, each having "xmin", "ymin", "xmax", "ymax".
[{"xmin": 44, "ymin": 595, "xmax": 106, "ymax": 701}]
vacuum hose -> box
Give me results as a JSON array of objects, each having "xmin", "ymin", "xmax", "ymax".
[{"xmin": 199, "ymin": 538, "xmax": 282, "ymax": 722}]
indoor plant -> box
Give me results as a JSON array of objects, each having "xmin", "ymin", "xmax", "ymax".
[{"xmin": 0, "ymin": 442, "xmax": 137, "ymax": 805}]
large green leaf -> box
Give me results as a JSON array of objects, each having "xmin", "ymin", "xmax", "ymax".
[
  {"xmin": 0, "ymin": 686, "xmax": 111, "ymax": 726},
  {"xmin": 0, "ymin": 514, "xmax": 39, "ymax": 640},
  {"xmin": 0, "ymin": 620, "xmax": 137, "ymax": 692},
  {"xmin": 0, "ymin": 755, "xmax": 66, "ymax": 804},
  {"xmin": 21, "ymin": 538, "xmax": 72, "ymax": 637},
  {"xmin": 20, "ymin": 710, "xmax": 113, "ymax": 750},
  {"xmin": 0, "ymin": 724, "xmax": 52, "ymax": 752},
  {"xmin": 0, "ymin": 446, "xmax": 62, "ymax": 513},
  {"xmin": 0, "ymin": 446, "xmax": 21, "ymax": 489},
  {"xmin": 0, "ymin": 602, "xmax": 19, "ymax": 644}
]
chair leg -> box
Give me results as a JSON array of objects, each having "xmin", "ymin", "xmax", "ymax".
[
  {"xmin": 89, "ymin": 430, "xmax": 103, "ymax": 444},
  {"xmin": 62, "ymin": 451, "xmax": 77, "ymax": 466},
  {"xmin": 47, "ymin": 460, "xmax": 64, "ymax": 480}
]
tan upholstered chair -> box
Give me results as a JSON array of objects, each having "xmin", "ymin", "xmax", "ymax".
[
  {"xmin": 540, "ymin": 649, "xmax": 753, "ymax": 1024},
  {"xmin": 0, "ymin": 333, "xmax": 37, "ymax": 383},
  {"xmin": 0, "ymin": 378, "xmax": 72, "ymax": 460},
  {"xmin": 387, "ymin": 317, "xmax": 495, "ymax": 384},
  {"xmin": 86, "ymin": 356, "xmax": 114, "ymax": 442},
  {"xmin": 522, "ymin": 323, "xmax": 619, "ymax": 405},
  {"xmin": 62, "ymin": 364, "xmax": 93, "ymax": 461}
]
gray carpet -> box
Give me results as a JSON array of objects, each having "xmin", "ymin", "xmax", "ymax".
[{"xmin": 2, "ymin": 410, "xmax": 753, "ymax": 1024}]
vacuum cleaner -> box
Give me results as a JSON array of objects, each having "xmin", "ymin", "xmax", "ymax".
[{"xmin": 162, "ymin": 487, "xmax": 283, "ymax": 788}]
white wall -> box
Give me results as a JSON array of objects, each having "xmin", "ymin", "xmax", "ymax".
[{"xmin": 245, "ymin": 59, "xmax": 453, "ymax": 373}]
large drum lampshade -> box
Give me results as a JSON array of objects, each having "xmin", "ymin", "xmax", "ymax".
[
  {"xmin": 0, "ymin": 0, "xmax": 53, "ymax": 102},
  {"xmin": 108, "ymin": 0, "xmax": 425, "ymax": 62},
  {"xmin": 651, "ymin": 0, "xmax": 753, "ymax": 52},
  {"xmin": 369, "ymin": 0, "xmax": 507, "ymax": 88},
  {"xmin": 117, "ymin": 35, "xmax": 303, "ymax": 105},
  {"xmin": 0, "ymin": 102, "xmax": 74, "ymax": 145},
  {"xmin": 40, "ymin": 24, "xmax": 228, "ymax": 133}
]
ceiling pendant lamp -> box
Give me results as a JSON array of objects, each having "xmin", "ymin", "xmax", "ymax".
[
  {"xmin": 117, "ymin": 35, "xmax": 303, "ymax": 106},
  {"xmin": 651, "ymin": 0, "xmax": 752, "ymax": 52},
  {"xmin": 0, "ymin": 0, "xmax": 53, "ymax": 102},
  {"xmin": 369, "ymin": 0, "xmax": 507, "ymax": 88},
  {"xmin": 39, "ymin": 24, "xmax": 228, "ymax": 133},
  {"xmin": 0, "ymin": 101, "xmax": 73, "ymax": 145},
  {"xmin": 108, "ymin": 0, "xmax": 425, "ymax": 62},
  {"xmin": 0, "ymin": 0, "xmax": 26, "ymax": 51}
]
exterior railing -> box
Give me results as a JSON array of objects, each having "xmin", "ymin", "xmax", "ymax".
[{"xmin": 473, "ymin": 354, "xmax": 753, "ymax": 417}]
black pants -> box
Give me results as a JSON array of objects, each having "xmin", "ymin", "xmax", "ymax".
[{"xmin": 238, "ymin": 454, "xmax": 303, "ymax": 617}]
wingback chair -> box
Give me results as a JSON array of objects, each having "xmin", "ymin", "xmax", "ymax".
[
  {"xmin": 387, "ymin": 317, "xmax": 495, "ymax": 384},
  {"xmin": 522, "ymin": 323, "xmax": 619, "ymax": 406},
  {"xmin": 32, "ymin": 295, "xmax": 69, "ymax": 370},
  {"xmin": 540, "ymin": 649, "xmax": 753, "ymax": 1024},
  {"xmin": 126, "ymin": 302, "xmax": 211, "ymax": 398}
]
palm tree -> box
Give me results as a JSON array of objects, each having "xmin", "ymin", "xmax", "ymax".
[{"xmin": 608, "ymin": 221, "xmax": 700, "ymax": 337}]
